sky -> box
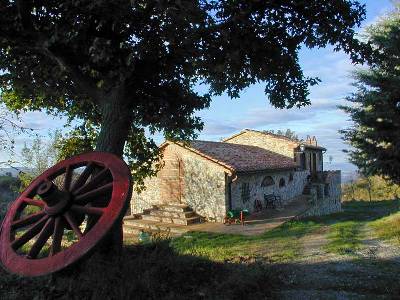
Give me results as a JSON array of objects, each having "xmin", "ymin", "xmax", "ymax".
[{"xmin": 0, "ymin": 0, "xmax": 395, "ymax": 181}]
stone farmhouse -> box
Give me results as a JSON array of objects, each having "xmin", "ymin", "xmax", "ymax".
[{"xmin": 129, "ymin": 129, "xmax": 341, "ymax": 223}]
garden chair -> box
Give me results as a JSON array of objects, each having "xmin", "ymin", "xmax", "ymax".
[{"xmin": 264, "ymin": 194, "xmax": 283, "ymax": 209}]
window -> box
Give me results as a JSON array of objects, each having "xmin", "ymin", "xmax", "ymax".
[
  {"xmin": 279, "ymin": 178, "xmax": 286, "ymax": 188},
  {"xmin": 289, "ymin": 173, "xmax": 294, "ymax": 182},
  {"xmin": 241, "ymin": 183, "xmax": 250, "ymax": 204},
  {"xmin": 261, "ymin": 176, "xmax": 275, "ymax": 187}
]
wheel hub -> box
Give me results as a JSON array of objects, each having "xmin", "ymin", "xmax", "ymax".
[{"xmin": 38, "ymin": 180, "xmax": 72, "ymax": 216}]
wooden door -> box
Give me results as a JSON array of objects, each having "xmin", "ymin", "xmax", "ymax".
[{"xmin": 159, "ymin": 153, "xmax": 183, "ymax": 204}]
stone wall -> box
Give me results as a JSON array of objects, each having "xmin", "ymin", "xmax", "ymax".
[
  {"xmin": 225, "ymin": 131, "xmax": 298, "ymax": 158},
  {"xmin": 300, "ymin": 170, "xmax": 342, "ymax": 217},
  {"xmin": 230, "ymin": 170, "xmax": 309, "ymax": 213},
  {"xmin": 182, "ymin": 156, "xmax": 227, "ymax": 222},
  {"xmin": 131, "ymin": 175, "xmax": 161, "ymax": 214}
]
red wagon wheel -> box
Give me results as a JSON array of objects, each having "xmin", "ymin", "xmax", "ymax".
[{"xmin": 0, "ymin": 152, "xmax": 131, "ymax": 277}]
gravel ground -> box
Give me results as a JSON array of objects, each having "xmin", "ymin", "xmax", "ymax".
[{"xmin": 273, "ymin": 224, "xmax": 400, "ymax": 299}]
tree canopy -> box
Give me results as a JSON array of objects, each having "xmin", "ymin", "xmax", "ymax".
[
  {"xmin": 341, "ymin": 6, "xmax": 400, "ymax": 184},
  {"xmin": 0, "ymin": 1, "xmax": 369, "ymax": 176}
]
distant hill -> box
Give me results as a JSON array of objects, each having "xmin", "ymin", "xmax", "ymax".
[{"xmin": 0, "ymin": 167, "xmax": 32, "ymax": 177}]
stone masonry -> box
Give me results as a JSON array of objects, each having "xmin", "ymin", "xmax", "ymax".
[
  {"xmin": 300, "ymin": 171, "xmax": 342, "ymax": 217},
  {"xmin": 224, "ymin": 130, "xmax": 298, "ymax": 158},
  {"xmin": 230, "ymin": 170, "xmax": 309, "ymax": 213}
]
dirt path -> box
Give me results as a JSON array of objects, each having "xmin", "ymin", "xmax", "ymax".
[{"xmin": 273, "ymin": 224, "xmax": 400, "ymax": 299}]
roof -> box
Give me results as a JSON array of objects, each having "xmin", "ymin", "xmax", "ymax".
[
  {"xmin": 165, "ymin": 140, "xmax": 298, "ymax": 173},
  {"xmin": 223, "ymin": 129, "xmax": 326, "ymax": 151}
]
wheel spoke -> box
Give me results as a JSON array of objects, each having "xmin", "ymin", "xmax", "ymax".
[
  {"xmin": 27, "ymin": 217, "xmax": 55, "ymax": 259},
  {"xmin": 22, "ymin": 197, "xmax": 45, "ymax": 208},
  {"xmin": 64, "ymin": 165, "xmax": 73, "ymax": 191},
  {"xmin": 11, "ymin": 215, "xmax": 49, "ymax": 250},
  {"xmin": 11, "ymin": 211, "xmax": 46, "ymax": 230},
  {"xmin": 74, "ymin": 182, "xmax": 113, "ymax": 204},
  {"xmin": 64, "ymin": 211, "xmax": 83, "ymax": 238},
  {"xmin": 73, "ymin": 167, "xmax": 110, "ymax": 196},
  {"xmin": 70, "ymin": 162, "xmax": 95, "ymax": 192},
  {"xmin": 70, "ymin": 205, "xmax": 104, "ymax": 216},
  {"xmin": 50, "ymin": 217, "xmax": 64, "ymax": 256}
]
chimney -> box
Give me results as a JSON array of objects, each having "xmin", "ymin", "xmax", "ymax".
[{"xmin": 312, "ymin": 136, "xmax": 317, "ymax": 146}]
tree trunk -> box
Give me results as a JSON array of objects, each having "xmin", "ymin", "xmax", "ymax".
[
  {"xmin": 95, "ymin": 92, "xmax": 132, "ymax": 254},
  {"xmin": 367, "ymin": 178, "xmax": 373, "ymax": 202},
  {"xmin": 96, "ymin": 96, "xmax": 131, "ymax": 157}
]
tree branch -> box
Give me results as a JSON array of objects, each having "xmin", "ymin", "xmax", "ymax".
[
  {"xmin": 39, "ymin": 46, "xmax": 101, "ymax": 102},
  {"xmin": 15, "ymin": 1, "xmax": 101, "ymax": 102}
]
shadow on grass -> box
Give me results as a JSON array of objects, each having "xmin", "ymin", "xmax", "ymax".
[
  {"xmin": 272, "ymin": 255, "xmax": 400, "ymax": 297},
  {"xmin": 0, "ymin": 241, "xmax": 281, "ymax": 300}
]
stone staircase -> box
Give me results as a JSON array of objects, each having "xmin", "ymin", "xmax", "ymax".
[{"xmin": 123, "ymin": 204, "xmax": 201, "ymax": 237}]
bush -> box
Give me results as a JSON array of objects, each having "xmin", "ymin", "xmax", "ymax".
[
  {"xmin": 0, "ymin": 175, "xmax": 20, "ymax": 221},
  {"xmin": 342, "ymin": 176, "xmax": 400, "ymax": 202}
]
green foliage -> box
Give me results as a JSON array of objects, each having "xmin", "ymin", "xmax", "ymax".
[
  {"xmin": 0, "ymin": 175, "xmax": 19, "ymax": 191},
  {"xmin": 342, "ymin": 175, "xmax": 400, "ymax": 202},
  {"xmin": 0, "ymin": 175, "xmax": 20, "ymax": 220},
  {"xmin": 54, "ymin": 121, "xmax": 97, "ymax": 161},
  {"xmin": 263, "ymin": 128, "xmax": 299, "ymax": 141},
  {"xmin": 340, "ymin": 6, "xmax": 400, "ymax": 184},
  {"xmin": 18, "ymin": 133, "xmax": 60, "ymax": 190},
  {"xmin": 0, "ymin": 0, "xmax": 370, "ymax": 175}
]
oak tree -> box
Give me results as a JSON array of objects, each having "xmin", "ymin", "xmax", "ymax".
[{"xmin": 0, "ymin": 0, "xmax": 369, "ymax": 162}]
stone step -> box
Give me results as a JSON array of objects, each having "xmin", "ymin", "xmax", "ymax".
[
  {"xmin": 156, "ymin": 204, "xmax": 192, "ymax": 213},
  {"xmin": 123, "ymin": 219, "xmax": 188, "ymax": 235},
  {"xmin": 150, "ymin": 210, "xmax": 195, "ymax": 219},
  {"xmin": 141, "ymin": 214, "xmax": 200, "ymax": 225}
]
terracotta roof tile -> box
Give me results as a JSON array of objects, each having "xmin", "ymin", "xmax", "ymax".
[{"xmin": 189, "ymin": 140, "xmax": 298, "ymax": 172}]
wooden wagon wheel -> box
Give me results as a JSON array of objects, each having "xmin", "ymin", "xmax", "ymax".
[{"xmin": 0, "ymin": 152, "xmax": 131, "ymax": 277}]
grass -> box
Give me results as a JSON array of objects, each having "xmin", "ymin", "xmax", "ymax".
[
  {"xmin": 370, "ymin": 211, "xmax": 400, "ymax": 245},
  {"xmin": 319, "ymin": 200, "xmax": 400, "ymax": 255},
  {"xmin": 171, "ymin": 220, "xmax": 321, "ymax": 262},
  {"xmin": 1, "ymin": 199, "xmax": 400, "ymax": 299},
  {"xmin": 171, "ymin": 200, "xmax": 400, "ymax": 260},
  {"xmin": 325, "ymin": 221, "xmax": 363, "ymax": 255}
]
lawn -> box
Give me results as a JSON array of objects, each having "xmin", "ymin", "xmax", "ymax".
[
  {"xmin": 172, "ymin": 199, "xmax": 400, "ymax": 260},
  {"xmin": 0, "ymin": 199, "xmax": 399, "ymax": 299}
]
